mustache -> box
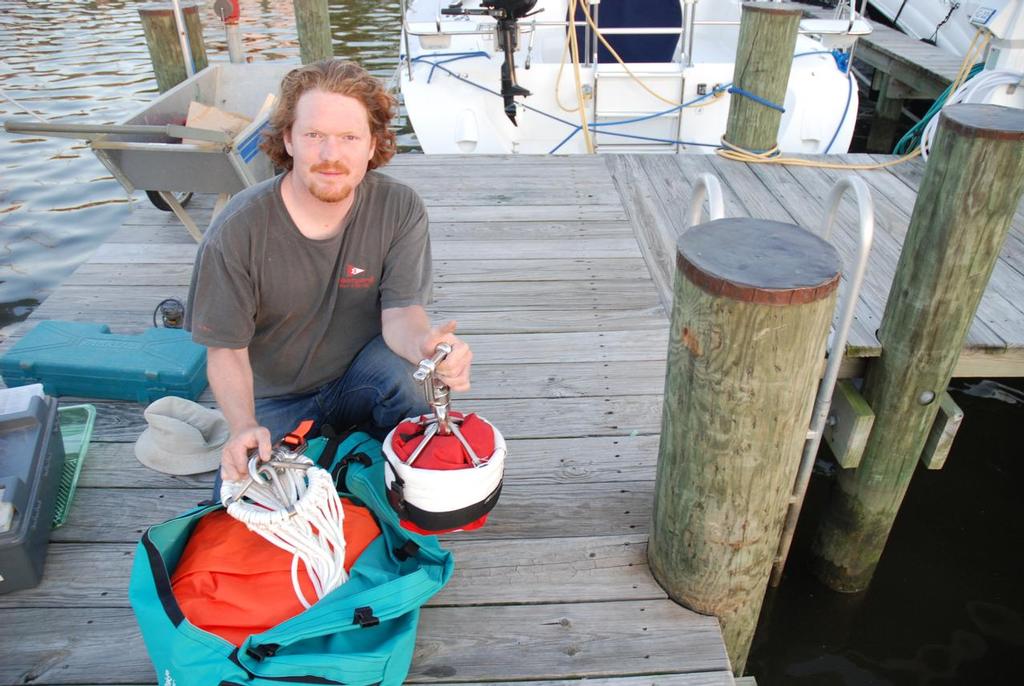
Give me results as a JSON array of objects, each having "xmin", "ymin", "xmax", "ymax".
[{"xmin": 311, "ymin": 162, "xmax": 351, "ymax": 174}]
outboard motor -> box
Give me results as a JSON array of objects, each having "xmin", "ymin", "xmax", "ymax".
[{"xmin": 442, "ymin": 0, "xmax": 539, "ymax": 124}]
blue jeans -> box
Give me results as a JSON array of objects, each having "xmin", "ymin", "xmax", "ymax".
[{"xmin": 211, "ymin": 334, "xmax": 428, "ymax": 499}]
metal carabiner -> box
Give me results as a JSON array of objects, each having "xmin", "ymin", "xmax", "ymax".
[{"xmin": 414, "ymin": 342, "xmax": 454, "ymax": 434}]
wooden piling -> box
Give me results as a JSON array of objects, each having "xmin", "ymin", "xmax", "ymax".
[
  {"xmin": 723, "ymin": 2, "xmax": 803, "ymax": 153},
  {"xmin": 648, "ymin": 218, "xmax": 841, "ymax": 674},
  {"xmin": 293, "ymin": 0, "xmax": 332, "ymax": 64},
  {"xmin": 811, "ymin": 104, "xmax": 1024, "ymax": 593},
  {"xmin": 138, "ymin": 3, "xmax": 209, "ymax": 93}
]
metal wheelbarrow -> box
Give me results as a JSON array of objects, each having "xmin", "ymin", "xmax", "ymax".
[{"xmin": 4, "ymin": 62, "xmax": 296, "ymax": 241}]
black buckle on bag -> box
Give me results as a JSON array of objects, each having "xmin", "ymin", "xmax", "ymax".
[
  {"xmin": 317, "ymin": 423, "xmax": 355, "ymax": 469},
  {"xmin": 330, "ymin": 451, "xmax": 374, "ymax": 489},
  {"xmin": 386, "ymin": 481, "xmax": 409, "ymax": 519},
  {"xmin": 342, "ymin": 452, "xmax": 373, "ymax": 468},
  {"xmin": 353, "ymin": 606, "xmax": 380, "ymax": 628},
  {"xmin": 246, "ymin": 643, "xmax": 279, "ymax": 661},
  {"xmin": 394, "ymin": 540, "xmax": 420, "ymax": 561}
]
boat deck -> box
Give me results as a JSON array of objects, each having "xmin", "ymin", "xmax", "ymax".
[{"xmin": 3, "ymin": 151, "xmax": 1024, "ymax": 685}]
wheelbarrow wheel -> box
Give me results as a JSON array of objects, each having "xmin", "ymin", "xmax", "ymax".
[{"xmin": 146, "ymin": 190, "xmax": 194, "ymax": 212}]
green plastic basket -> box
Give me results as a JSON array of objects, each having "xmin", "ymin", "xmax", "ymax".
[{"xmin": 53, "ymin": 403, "xmax": 96, "ymax": 529}]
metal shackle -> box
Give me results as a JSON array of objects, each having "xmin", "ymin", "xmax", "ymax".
[{"xmin": 414, "ymin": 342, "xmax": 453, "ymax": 434}]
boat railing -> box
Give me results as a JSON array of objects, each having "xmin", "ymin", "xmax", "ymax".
[
  {"xmin": 402, "ymin": 19, "xmax": 691, "ymax": 38},
  {"xmin": 400, "ymin": 16, "xmax": 871, "ymax": 41},
  {"xmin": 399, "ymin": 0, "xmax": 870, "ymax": 80}
]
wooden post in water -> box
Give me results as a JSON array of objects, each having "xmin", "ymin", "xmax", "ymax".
[
  {"xmin": 723, "ymin": 2, "xmax": 803, "ymax": 153},
  {"xmin": 293, "ymin": 0, "xmax": 332, "ymax": 64},
  {"xmin": 648, "ymin": 218, "xmax": 841, "ymax": 674},
  {"xmin": 811, "ymin": 104, "xmax": 1024, "ymax": 593},
  {"xmin": 865, "ymin": 73, "xmax": 906, "ymax": 153},
  {"xmin": 138, "ymin": 3, "xmax": 209, "ymax": 93}
]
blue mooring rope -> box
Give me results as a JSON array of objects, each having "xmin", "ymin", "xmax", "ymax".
[{"xmin": 726, "ymin": 86, "xmax": 785, "ymax": 113}]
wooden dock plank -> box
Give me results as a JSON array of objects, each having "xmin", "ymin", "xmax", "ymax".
[
  {"xmin": 0, "ymin": 602, "xmax": 730, "ymax": 685},
  {"xmin": 32, "ymin": 354, "xmax": 667, "ymax": 410},
  {"xmin": 49, "ymin": 481, "xmax": 655, "ymax": 544},
  {"xmin": 52, "ymin": 272, "xmax": 662, "ymax": 310},
  {"xmin": 0, "ymin": 676, "xmax": 739, "ymax": 686},
  {"xmin": 0, "ymin": 535, "xmax": 662, "ymax": 610},
  {"xmin": 0, "ymin": 675, "xmax": 738, "ymax": 686},
  {"xmin": 77, "ymin": 395, "xmax": 664, "ymax": 443},
  {"xmin": 76, "ymin": 433, "xmax": 660, "ymax": 489},
  {"xmin": 87, "ymin": 237, "xmax": 644, "ymax": 262},
  {"xmin": 125, "ymin": 183, "xmax": 623, "ymax": 213},
  {"xmin": 123, "ymin": 202, "xmax": 630, "ymax": 225},
  {"xmin": 409, "ymin": 601, "xmax": 729, "ymax": 681},
  {"xmin": 423, "ymin": 677, "xmax": 736, "ymax": 686},
  {"xmin": 604, "ymin": 154, "xmax": 679, "ymax": 313},
  {"xmin": 2, "ymin": 305, "xmax": 668, "ymax": 338},
  {"xmin": 109, "ymin": 219, "xmax": 635, "ymax": 244},
  {"xmin": 63, "ymin": 257, "xmax": 651, "ymax": 285},
  {"xmin": 0, "ymin": 328, "xmax": 671, "ymax": 369},
  {"xmin": 436, "ymin": 280, "xmax": 662, "ymax": 310}
]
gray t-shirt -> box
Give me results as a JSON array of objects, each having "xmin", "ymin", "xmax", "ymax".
[{"xmin": 185, "ymin": 170, "xmax": 431, "ymax": 398}]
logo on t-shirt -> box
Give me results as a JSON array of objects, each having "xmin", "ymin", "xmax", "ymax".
[{"xmin": 339, "ymin": 263, "xmax": 375, "ymax": 289}]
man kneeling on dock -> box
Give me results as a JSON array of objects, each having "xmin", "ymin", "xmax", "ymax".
[{"xmin": 185, "ymin": 59, "xmax": 472, "ymax": 491}]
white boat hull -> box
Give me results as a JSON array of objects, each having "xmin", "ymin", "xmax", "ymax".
[{"xmin": 400, "ymin": 0, "xmax": 859, "ymax": 155}]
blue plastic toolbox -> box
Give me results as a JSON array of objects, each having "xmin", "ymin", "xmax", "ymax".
[{"xmin": 0, "ymin": 321, "xmax": 208, "ymax": 403}]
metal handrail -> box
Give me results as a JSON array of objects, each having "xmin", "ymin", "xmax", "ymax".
[
  {"xmin": 399, "ymin": 13, "xmax": 868, "ymax": 41},
  {"xmin": 401, "ymin": 0, "xmax": 414, "ymax": 80},
  {"xmin": 402, "ymin": 21, "xmax": 687, "ymax": 37},
  {"xmin": 684, "ymin": 173, "xmax": 726, "ymax": 230},
  {"xmin": 770, "ymin": 176, "xmax": 875, "ymax": 587}
]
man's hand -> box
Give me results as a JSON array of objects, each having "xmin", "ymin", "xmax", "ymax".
[
  {"xmin": 422, "ymin": 319, "xmax": 472, "ymax": 391},
  {"xmin": 221, "ymin": 424, "xmax": 272, "ymax": 481},
  {"xmin": 382, "ymin": 307, "xmax": 474, "ymax": 390}
]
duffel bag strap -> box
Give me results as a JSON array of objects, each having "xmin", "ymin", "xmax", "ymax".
[
  {"xmin": 312, "ymin": 429, "xmax": 379, "ymax": 487},
  {"xmin": 315, "ymin": 424, "xmax": 346, "ymax": 470},
  {"xmin": 240, "ymin": 567, "xmax": 438, "ymax": 655}
]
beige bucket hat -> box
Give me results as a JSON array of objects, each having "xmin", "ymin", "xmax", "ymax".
[{"xmin": 134, "ymin": 397, "xmax": 228, "ymax": 475}]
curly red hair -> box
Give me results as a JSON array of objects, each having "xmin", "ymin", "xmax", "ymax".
[{"xmin": 260, "ymin": 60, "xmax": 397, "ymax": 171}]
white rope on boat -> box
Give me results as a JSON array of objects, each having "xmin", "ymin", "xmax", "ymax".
[
  {"xmin": 922, "ymin": 69, "xmax": 1024, "ymax": 159},
  {"xmin": 221, "ymin": 455, "xmax": 348, "ymax": 608}
]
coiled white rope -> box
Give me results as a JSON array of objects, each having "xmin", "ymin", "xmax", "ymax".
[
  {"xmin": 922, "ymin": 69, "xmax": 1024, "ymax": 159},
  {"xmin": 221, "ymin": 456, "xmax": 348, "ymax": 609}
]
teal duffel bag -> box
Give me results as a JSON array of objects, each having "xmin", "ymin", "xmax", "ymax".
[{"xmin": 128, "ymin": 431, "xmax": 454, "ymax": 686}]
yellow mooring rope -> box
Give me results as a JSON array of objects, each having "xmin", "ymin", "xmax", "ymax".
[{"xmin": 716, "ymin": 28, "xmax": 990, "ymax": 170}]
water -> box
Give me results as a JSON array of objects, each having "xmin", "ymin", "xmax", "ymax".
[
  {"xmin": 0, "ymin": 0, "xmax": 412, "ymax": 329},
  {"xmin": 749, "ymin": 379, "xmax": 1024, "ymax": 685},
  {"xmin": 2, "ymin": 3, "xmax": 1023, "ymax": 684}
]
